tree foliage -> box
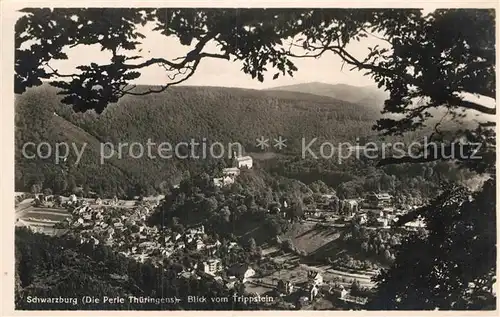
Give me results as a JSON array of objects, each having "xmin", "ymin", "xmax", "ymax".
[
  {"xmin": 16, "ymin": 8, "xmax": 496, "ymax": 169},
  {"xmin": 16, "ymin": 9, "xmax": 495, "ymax": 129},
  {"xmin": 369, "ymin": 178, "xmax": 496, "ymax": 310}
]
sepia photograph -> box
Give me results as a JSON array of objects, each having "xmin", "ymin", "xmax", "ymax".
[{"xmin": 6, "ymin": 4, "xmax": 497, "ymax": 312}]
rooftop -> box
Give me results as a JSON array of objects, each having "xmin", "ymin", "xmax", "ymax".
[
  {"xmin": 223, "ymin": 167, "xmax": 240, "ymax": 173},
  {"xmin": 369, "ymin": 192, "xmax": 393, "ymax": 200}
]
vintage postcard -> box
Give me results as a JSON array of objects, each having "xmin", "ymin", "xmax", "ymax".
[{"xmin": 1, "ymin": 0, "xmax": 497, "ymax": 314}]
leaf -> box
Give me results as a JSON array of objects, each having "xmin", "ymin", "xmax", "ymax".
[{"xmin": 273, "ymin": 73, "xmax": 279, "ymax": 80}]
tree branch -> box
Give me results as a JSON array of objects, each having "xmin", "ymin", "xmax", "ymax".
[
  {"xmin": 455, "ymin": 99, "xmax": 496, "ymax": 115},
  {"xmin": 121, "ymin": 59, "xmax": 201, "ymax": 96}
]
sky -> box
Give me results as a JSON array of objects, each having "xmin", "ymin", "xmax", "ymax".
[{"xmin": 44, "ymin": 22, "xmax": 386, "ymax": 90}]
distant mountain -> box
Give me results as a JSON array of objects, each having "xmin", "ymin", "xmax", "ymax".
[
  {"xmin": 15, "ymin": 84, "xmax": 383, "ymax": 198},
  {"xmin": 266, "ymin": 82, "xmax": 488, "ymax": 130},
  {"xmin": 266, "ymin": 82, "xmax": 388, "ymax": 109}
]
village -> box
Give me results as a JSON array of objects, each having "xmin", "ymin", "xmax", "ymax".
[
  {"xmin": 14, "ymin": 153, "xmax": 427, "ymax": 310},
  {"xmin": 60, "ymin": 195, "xmax": 375, "ymax": 310},
  {"xmin": 303, "ymin": 191, "xmax": 426, "ymax": 231}
]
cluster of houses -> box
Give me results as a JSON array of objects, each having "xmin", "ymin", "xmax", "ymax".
[
  {"xmin": 68, "ymin": 193, "xmax": 154, "ymax": 208},
  {"xmin": 25, "ymin": 190, "xmax": 264, "ymax": 293},
  {"xmin": 174, "ymin": 246, "xmax": 257, "ymax": 291},
  {"xmin": 68, "ymin": 203, "xmax": 156, "ymax": 248},
  {"xmin": 275, "ymin": 271, "xmax": 371, "ymax": 309},
  {"xmin": 310, "ymin": 192, "xmax": 425, "ymax": 230},
  {"xmin": 356, "ymin": 194, "xmax": 426, "ymax": 230},
  {"xmin": 279, "ymin": 271, "xmax": 324, "ymax": 302},
  {"xmin": 65, "ymin": 202, "xmax": 260, "ymax": 289},
  {"xmin": 71, "ymin": 204, "xmax": 217, "ymax": 263}
]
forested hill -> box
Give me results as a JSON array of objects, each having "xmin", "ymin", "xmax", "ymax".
[
  {"xmin": 15, "ymin": 84, "xmax": 384, "ymax": 197},
  {"xmin": 58, "ymin": 85, "xmax": 382, "ymax": 146},
  {"xmin": 266, "ymin": 82, "xmax": 388, "ymax": 109}
]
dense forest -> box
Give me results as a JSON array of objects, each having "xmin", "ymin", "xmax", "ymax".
[
  {"xmin": 16, "ymin": 84, "xmax": 379, "ymax": 197},
  {"xmin": 266, "ymin": 156, "xmax": 479, "ymax": 201},
  {"xmin": 15, "ymin": 84, "xmax": 472, "ymax": 200}
]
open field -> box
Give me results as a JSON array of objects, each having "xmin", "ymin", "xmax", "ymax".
[
  {"xmin": 21, "ymin": 210, "xmax": 71, "ymax": 222},
  {"xmin": 15, "ymin": 202, "xmax": 71, "ymax": 230},
  {"xmin": 281, "ymin": 222, "xmax": 343, "ymax": 254}
]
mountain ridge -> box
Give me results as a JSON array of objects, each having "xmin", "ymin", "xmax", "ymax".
[
  {"xmin": 15, "ymin": 84, "xmax": 383, "ymax": 197},
  {"xmin": 266, "ymin": 81, "xmax": 388, "ymax": 108}
]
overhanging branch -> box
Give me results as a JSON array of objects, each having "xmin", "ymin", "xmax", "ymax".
[{"xmin": 457, "ymin": 99, "xmax": 496, "ymax": 115}]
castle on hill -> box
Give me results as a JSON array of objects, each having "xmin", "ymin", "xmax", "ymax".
[{"xmin": 213, "ymin": 153, "xmax": 253, "ymax": 187}]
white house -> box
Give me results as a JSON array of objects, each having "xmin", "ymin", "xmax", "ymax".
[
  {"xmin": 69, "ymin": 194, "xmax": 77, "ymax": 203},
  {"xmin": 377, "ymin": 217, "xmax": 389, "ymax": 228},
  {"xmin": 345, "ymin": 199, "xmax": 359, "ymax": 214},
  {"xmin": 356, "ymin": 213, "xmax": 367, "ymax": 225},
  {"xmin": 213, "ymin": 175, "xmax": 236, "ymax": 187},
  {"xmin": 339, "ymin": 285, "xmax": 349, "ymax": 299},
  {"xmin": 278, "ymin": 280, "xmax": 294, "ymax": 295},
  {"xmin": 225, "ymin": 276, "xmax": 239, "ymax": 289},
  {"xmin": 195, "ymin": 239, "xmax": 205, "ymax": 251},
  {"xmin": 309, "ymin": 284, "xmax": 319, "ymax": 301},
  {"xmin": 222, "ymin": 167, "xmax": 241, "ymax": 177},
  {"xmin": 206, "ymin": 240, "xmax": 222, "ymax": 250},
  {"xmin": 228, "ymin": 264, "xmax": 255, "ymax": 283},
  {"xmin": 15, "ymin": 218, "xmax": 28, "ymax": 228},
  {"xmin": 236, "ymin": 156, "xmax": 253, "ymax": 169},
  {"xmin": 309, "ymin": 271, "xmax": 323, "ymax": 286},
  {"xmin": 242, "ymin": 267, "xmax": 256, "ymax": 283},
  {"xmin": 203, "ymin": 258, "xmax": 223, "ymax": 275},
  {"xmin": 405, "ymin": 217, "xmax": 426, "ymax": 230}
]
